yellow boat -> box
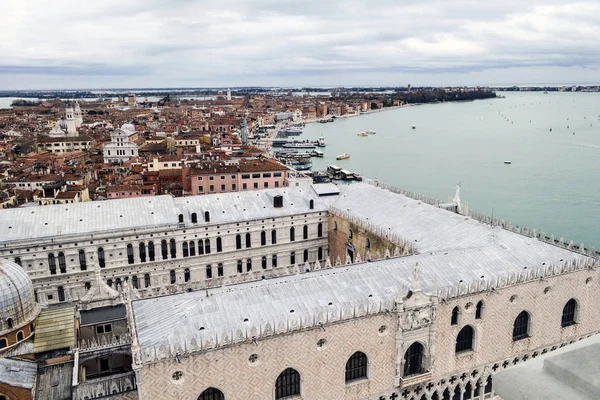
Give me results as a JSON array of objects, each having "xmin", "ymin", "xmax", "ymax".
[
  {"xmin": 336, "ymin": 153, "xmax": 351, "ymax": 160},
  {"xmin": 357, "ymin": 133, "xmax": 368, "ymax": 137}
]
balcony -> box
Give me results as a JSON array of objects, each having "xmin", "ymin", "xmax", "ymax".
[
  {"xmin": 78, "ymin": 333, "xmax": 132, "ymax": 353},
  {"xmin": 400, "ymin": 371, "xmax": 432, "ymax": 387},
  {"xmin": 73, "ymin": 371, "xmax": 136, "ymax": 400}
]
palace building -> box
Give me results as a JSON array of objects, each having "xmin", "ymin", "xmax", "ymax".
[{"xmin": 1, "ymin": 182, "xmax": 599, "ymax": 400}]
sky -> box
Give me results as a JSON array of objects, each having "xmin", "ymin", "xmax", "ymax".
[{"xmin": 1, "ymin": 0, "xmax": 599, "ymax": 89}]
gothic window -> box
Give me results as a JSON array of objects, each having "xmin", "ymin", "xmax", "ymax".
[
  {"xmin": 132, "ymin": 275, "xmax": 138, "ymax": 289},
  {"xmin": 79, "ymin": 250, "xmax": 87, "ymax": 270},
  {"xmin": 170, "ymin": 270, "xmax": 176, "ymax": 284},
  {"xmin": 57, "ymin": 286, "xmax": 65, "ymax": 302},
  {"xmin": 98, "ymin": 248, "xmax": 105, "ymax": 268},
  {"xmin": 216, "ymin": 237, "xmax": 222, "ymax": 252},
  {"xmin": 272, "ymin": 229, "xmax": 277, "ymax": 244},
  {"xmin": 15, "ymin": 257, "xmax": 22, "ymax": 267},
  {"xmin": 318, "ymin": 247, "xmax": 323, "ymax": 261},
  {"xmin": 303, "ymin": 225, "xmax": 308, "ymax": 240},
  {"xmin": 189, "ymin": 241, "xmax": 196, "ymax": 256},
  {"xmin": 206, "ymin": 265, "xmax": 212, "ymax": 279},
  {"xmin": 245, "ymin": 233, "xmax": 251, "ymax": 248},
  {"xmin": 178, "ymin": 214, "xmax": 184, "ymax": 223},
  {"xmin": 260, "ymin": 231, "xmax": 266, "ymax": 246},
  {"xmin": 345, "ymin": 352, "xmax": 368, "ymax": 382},
  {"xmin": 144, "ymin": 273, "xmax": 151, "ymax": 288},
  {"xmin": 290, "ymin": 252, "xmax": 296, "ymax": 265},
  {"xmin": 317, "ymin": 223, "xmax": 323, "ymax": 238},
  {"xmin": 204, "ymin": 211, "xmax": 210, "ymax": 222},
  {"xmin": 513, "ymin": 311, "xmax": 530, "ymax": 340},
  {"xmin": 185, "ymin": 268, "xmax": 191, "ymax": 282},
  {"xmin": 0, "ymin": 338, "xmax": 7, "ymax": 349},
  {"xmin": 303, "ymin": 249, "xmax": 309, "ymax": 263},
  {"xmin": 475, "ymin": 301, "xmax": 484, "ymax": 319},
  {"xmin": 183, "ymin": 242, "xmax": 189, "ymax": 257},
  {"xmin": 127, "ymin": 244, "xmax": 134, "ymax": 264},
  {"xmin": 309, "ymin": 199, "xmax": 314, "ymax": 209},
  {"xmin": 161, "ymin": 240, "xmax": 168, "ymax": 260},
  {"xmin": 48, "ymin": 253, "xmax": 57, "ymax": 275},
  {"xmin": 275, "ymin": 368, "xmax": 301, "ymax": 399},
  {"xmin": 204, "ymin": 239, "xmax": 211, "ymax": 254},
  {"xmin": 170, "ymin": 239, "xmax": 177, "ymax": 258},
  {"xmin": 272, "ymin": 254, "xmax": 278, "ymax": 268},
  {"xmin": 139, "ymin": 243, "xmax": 146, "ymax": 262},
  {"xmin": 236, "ymin": 234, "xmax": 242, "ymax": 250},
  {"xmin": 290, "ymin": 227, "xmax": 296, "ymax": 242},
  {"xmin": 217, "ymin": 263, "xmax": 224, "ymax": 277},
  {"xmin": 561, "ymin": 299, "xmax": 577, "ymax": 327},
  {"xmin": 191, "ymin": 213, "xmax": 198, "ymax": 223},
  {"xmin": 403, "ymin": 342, "xmax": 424, "ymax": 377},
  {"xmin": 58, "ymin": 252, "xmax": 66, "ymax": 273},
  {"xmin": 198, "ymin": 240, "xmax": 205, "ymax": 255},
  {"xmin": 198, "ymin": 387, "xmax": 224, "ymax": 400},
  {"xmin": 148, "ymin": 241, "xmax": 155, "ymax": 261},
  {"xmin": 455, "ymin": 326, "xmax": 474, "ymax": 353},
  {"xmin": 451, "ymin": 306, "xmax": 460, "ymax": 325},
  {"xmin": 246, "ymin": 258, "xmax": 252, "ymax": 272},
  {"xmin": 237, "ymin": 260, "xmax": 243, "ymax": 273},
  {"xmin": 17, "ymin": 331, "xmax": 24, "ymax": 341}
]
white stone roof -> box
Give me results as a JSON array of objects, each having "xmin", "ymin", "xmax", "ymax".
[
  {"xmin": 0, "ymin": 258, "xmax": 40, "ymax": 335},
  {"xmin": 0, "ymin": 357, "xmax": 37, "ymax": 389},
  {"xmin": 0, "ymin": 185, "xmax": 337, "ymax": 244}
]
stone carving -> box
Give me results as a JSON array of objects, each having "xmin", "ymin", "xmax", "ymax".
[{"xmin": 401, "ymin": 307, "xmax": 431, "ymax": 331}]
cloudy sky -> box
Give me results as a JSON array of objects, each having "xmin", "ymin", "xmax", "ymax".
[{"xmin": 1, "ymin": 0, "xmax": 599, "ymax": 89}]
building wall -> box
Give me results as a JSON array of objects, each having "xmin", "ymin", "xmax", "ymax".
[
  {"xmin": 193, "ymin": 173, "xmax": 238, "ymax": 195},
  {"xmin": 138, "ymin": 314, "xmax": 396, "ymax": 400},
  {"xmin": 0, "ymin": 323, "xmax": 34, "ymax": 352},
  {"xmin": 239, "ymin": 172, "xmax": 285, "ymax": 191},
  {"xmin": 0, "ymin": 382, "xmax": 33, "ymax": 400}
]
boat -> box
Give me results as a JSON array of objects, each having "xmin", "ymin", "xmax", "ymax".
[
  {"xmin": 504, "ymin": 161, "xmax": 512, "ymax": 164},
  {"xmin": 310, "ymin": 150, "xmax": 324, "ymax": 157},
  {"xmin": 357, "ymin": 133, "xmax": 368, "ymax": 137},
  {"xmin": 366, "ymin": 130, "xmax": 376, "ymax": 134},
  {"xmin": 317, "ymin": 136, "xmax": 326, "ymax": 147},
  {"xmin": 412, "ymin": 125, "xmax": 416, "ymax": 130},
  {"xmin": 336, "ymin": 153, "xmax": 351, "ymax": 160},
  {"xmin": 282, "ymin": 140, "xmax": 317, "ymax": 149},
  {"xmin": 278, "ymin": 126, "xmax": 303, "ymax": 137}
]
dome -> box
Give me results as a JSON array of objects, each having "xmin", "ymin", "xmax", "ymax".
[
  {"xmin": 57, "ymin": 118, "xmax": 68, "ymax": 130},
  {"xmin": 121, "ymin": 123, "xmax": 135, "ymax": 132},
  {"xmin": 0, "ymin": 258, "xmax": 39, "ymax": 336}
]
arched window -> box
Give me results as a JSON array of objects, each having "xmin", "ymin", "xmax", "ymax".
[
  {"xmin": 107, "ymin": 279, "xmax": 113, "ymax": 288},
  {"xmin": 131, "ymin": 276, "xmax": 138, "ymax": 289},
  {"xmin": 216, "ymin": 237, "xmax": 222, "ymax": 252},
  {"xmin": 303, "ymin": 249, "xmax": 308, "ymax": 263},
  {"xmin": 348, "ymin": 229, "xmax": 353, "ymax": 239},
  {"xmin": 115, "ymin": 278, "xmax": 122, "ymax": 288},
  {"xmin": 205, "ymin": 239, "xmax": 211, "ymax": 254},
  {"xmin": 0, "ymin": 338, "xmax": 7, "ymax": 349},
  {"xmin": 272, "ymin": 254, "xmax": 278, "ymax": 268},
  {"xmin": 365, "ymin": 238, "xmax": 371, "ymax": 249},
  {"xmin": 317, "ymin": 223, "xmax": 323, "ymax": 238},
  {"xmin": 57, "ymin": 286, "xmax": 65, "ymax": 302},
  {"xmin": 198, "ymin": 387, "xmax": 224, "ymax": 400},
  {"xmin": 260, "ymin": 231, "xmax": 266, "ymax": 246},
  {"xmin": 144, "ymin": 273, "xmax": 151, "ymax": 288},
  {"xmin": 98, "ymin": 247, "xmax": 106, "ymax": 268},
  {"xmin": 345, "ymin": 352, "xmax": 368, "ymax": 382},
  {"xmin": 451, "ymin": 306, "xmax": 460, "ymax": 325},
  {"xmin": 6, "ymin": 318, "xmax": 13, "ymax": 329},
  {"xmin": 204, "ymin": 211, "xmax": 210, "ymax": 222},
  {"xmin": 217, "ymin": 263, "xmax": 224, "ymax": 277},
  {"xmin": 15, "ymin": 257, "xmax": 22, "ymax": 267},
  {"xmin": 455, "ymin": 326, "xmax": 474, "ymax": 353},
  {"xmin": 513, "ymin": 311, "xmax": 530, "ymax": 340},
  {"xmin": 261, "ymin": 256, "xmax": 267, "ymax": 269},
  {"xmin": 318, "ymin": 247, "xmax": 323, "ymax": 261},
  {"xmin": 403, "ymin": 342, "xmax": 424, "ymax": 376},
  {"xmin": 206, "ymin": 265, "xmax": 212, "ymax": 279},
  {"xmin": 309, "ymin": 199, "xmax": 314, "ymax": 209},
  {"xmin": 79, "ymin": 249, "xmax": 87, "ymax": 270},
  {"xmin": 236, "ymin": 234, "xmax": 242, "ymax": 250},
  {"xmin": 191, "ymin": 212, "xmax": 198, "ymax": 223},
  {"xmin": 271, "ymin": 229, "xmax": 277, "ymax": 244},
  {"xmin": 148, "ymin": 241, "xmax": 155, "ymax": 261},
  {"xmin": 562, "ymin": 299, "xmax": 577, "ymax": 327},
  {"xmin": 245, "ymin": 233, "xmax": 251, "ymax": 248},
  {"xmin": 17, "ymin": 331, "xmax": 24, "ymax": 341},
  {"xmin": 333, "ymin": 221, "xmax": 338, "ymax": 231},
  {"xmin": 170, "ymin": 270, "xmax": 176, "ymax": 284},
  {"xmin": 275, "ymin": 368, "xmax": 301, "ymax": 399},
  {"xmin": 178, "ymin": 214, "xmax": 184, "ymax": 223},
  {"xmin": 237, "ymin": 260, "xmax": 243, "ymax": 273},
  {"xmin": 290, "ymin": 251, "xmax": 296, "ymax": 265},
  {"xmin": 303, "ymin": 225, "xmax": 308, "ymax": 240},
  {"xmin": 185, "ymin": 268, "xmax": 191, "ymax": 282},
  {"xmin": 183, "ymin": 242, "xmax": 189, "ymax": 257},
  {"xmin": 57, "ymin": 252, "xmax": 66, "ymax": 273},
  {"xmin": 170, "ymin": 239, "xmax": 177, "ymax": 258},
  {"xmin": 289, "ymin": 227, "xmax": 296, "ymax": 242},
  {"xmin": 85, "ymin": 281, "xmax": 92, "ymax": 290},
  {"xmin": 246, "ymin": 258, "xmax": 252, "ymax": 272},
  {"xmin": 161, "ymin": 240, "xmax": 168, "ymax": 260},
  {"xmin": 127, "ymin": 244, "xmax": 134, "ymax": 264},
  {"xmin": 475, "ymin": 301, "xmax": 484, "ymax": 319},
  {"xmin": 139, "ymin": 243, "xmax": 146, "ymax": 262}
]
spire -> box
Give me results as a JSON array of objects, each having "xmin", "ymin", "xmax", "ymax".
[
  {"xmin": 241, "ymin": 115, "xmax": 248, "ymax": 146},
  {"xmin": 410, "ymin": 262, "xmax": 422, "ymax": 293},
  {"xmin": 453, "ymin": 183, "xmax": 463, "ymax": 214}
]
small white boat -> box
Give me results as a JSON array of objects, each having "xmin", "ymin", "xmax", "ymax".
[
  {"xmin": 504, "ymin": 161, "xmax": 512, "ymax": 165},
  {"xmin": 366, "ymin": 129, "xmax": 376, "ymax": 134}
]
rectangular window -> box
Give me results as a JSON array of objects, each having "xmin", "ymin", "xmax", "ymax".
[
  {"xmin": 232, "ymin": 184, "xmax": 237, "ymax": 191},
  {"xmin": 254, "ymin": 182, "xmax": 258, "ymax": 189},
  {"xmin": 241, "ymin": 174, "xmax": 250, "ymax": 179},
  {"xmin": 198, "ymin": 176, "xmax": 203, "ymax": 181},
  {"xmin": 243, "ymin": 183, "xmax": 247, "ymax": 190},
  {"xmin": 221, "ymin": 184, "xmax": 226, "ymax": 191},
  {"xmin": 231, "ymin": 175, "xmax": 236, "ymax": 179},
  {"xmin": 263, "ymin": 173, "xmax": 271, "ymax": 178},
  {"xmin": 198, "ymin": 186, "xmax": 204, "ymax": 193},
  {"xmin": 206, "ymin": 265, "xmax": 212, "ymax": 279},
  {"xmin": 209, "ymin": 185, "xmax": 215, "ymax": 192},
  {"xmin": 264, "ymin": 182, "xmax": 269, "ymax": 188},
  {"xmin": 209, "ymin": 176, "xmax": 214, "ymax": 180},
  {"xmin": 275, "ymin": 181, "xmax": 280, "ymax": 188},
  {"xmin": 252, "ymin": 173, "xmax": 260, "ymax": 178},
  {"xmin": 274, "ymin": 172, "xmax": 282, "ymax": 177},
  {"xmin": 220, "ymin": 175, "xmax": 225, "ymax": 180},
  {"xmin": 95, "ymin": 324, "xmax": 112, "ymax": 334}
]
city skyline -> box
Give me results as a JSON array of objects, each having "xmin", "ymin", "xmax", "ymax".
[{"xmin": 1, "ymin": 0, "xmax": 599, "ymax": 89}]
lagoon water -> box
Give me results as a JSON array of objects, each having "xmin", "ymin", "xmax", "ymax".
[{"xmin": 301, "ymin": 92, "xmax": 600, "ymax": 247}]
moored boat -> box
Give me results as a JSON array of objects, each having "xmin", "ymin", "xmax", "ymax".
[
  {"xmin": 336, "ymin": 153, "xmax": 351, "ymax": 160},
  {"xmin": 357, "ymin": 133, "xmax": 368, "ymax": 137},
  {"xmin": 366, "ymin": 130, "xmax": 376, "ymax": 134},
  {"xmin": 317, "ymin": 136, "xmax": 326, "ymax": 147}
]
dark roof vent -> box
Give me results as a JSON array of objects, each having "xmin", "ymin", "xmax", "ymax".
[{"xmin": 273, "ymin": 195, "xmax": 283, "ymax": 208}]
